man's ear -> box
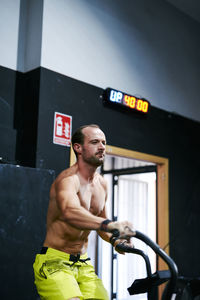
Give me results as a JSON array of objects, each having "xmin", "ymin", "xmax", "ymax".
[{"xmin": 73, "ymin": 143, "xmax": 82, "ymax": 155}]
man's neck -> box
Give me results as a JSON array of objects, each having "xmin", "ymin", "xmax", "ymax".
[{"xmin": 77, "ymin": 160, "xmax": 97, "ymax": 182}]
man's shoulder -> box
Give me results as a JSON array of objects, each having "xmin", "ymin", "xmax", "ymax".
[{"xmin": 55, "ymin": 164, "xmax": 80, "ymax": 188}]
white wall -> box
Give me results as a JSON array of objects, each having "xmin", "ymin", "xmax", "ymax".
[
  {"xmin": 41, "ymin": 0, "xmax": 200, "ymax": 122},
  {"xmin": 0, "ymin": 0, "xmax": 21, "ymax": 70},
  {"xmin": 1, "ymin": 0, "xmax": 200, "ymax": 122},
  {"xmin": 0, "ymin": 0, "xmax": 43, "ymax": 72}
]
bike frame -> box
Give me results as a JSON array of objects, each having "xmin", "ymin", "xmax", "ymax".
[{"xmin": 116, "ymin": 230, "xmax": 179, "ymax": 300}]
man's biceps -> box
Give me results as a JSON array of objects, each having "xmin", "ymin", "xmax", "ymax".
[
  {"xmin": 57, "ymin": 197, "xmax": 81, "ymax": 215},
  {"xmin": 57, "ymin": 190, "xmax": 71, "ymax": 201},
  {"xmin": 57, "ymin": 190, "xmax": 79, "ymax": 206},
  {"xmin": 58, "ymin": 187, "xmax": 77, "ymax": 197}
]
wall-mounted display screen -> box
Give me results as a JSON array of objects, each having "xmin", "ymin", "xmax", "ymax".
[{"xmin": 102, "ymin": 88, "xmax": 150, "ymax": 114}]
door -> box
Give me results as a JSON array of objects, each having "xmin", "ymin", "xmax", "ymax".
[{"xmin": 98, "ymin": 154, "xmax": 157, "ymax": 300}]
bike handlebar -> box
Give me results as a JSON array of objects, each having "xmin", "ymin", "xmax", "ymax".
[
  {"xmin": 115, "ymin": 230, "xmax": 178, "ymax": 300},
  {"xmin": 116, "ymin": 243, "xmax": 152, "ymax": 277}
]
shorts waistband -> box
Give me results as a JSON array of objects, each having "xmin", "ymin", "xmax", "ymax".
[
  {"xmin": 40, "ymin": 247, "xmax": 48, "ymax": 254},
  {"xmin": 40, "ymin": 247, "xmax": 90, "ymax": 263}
]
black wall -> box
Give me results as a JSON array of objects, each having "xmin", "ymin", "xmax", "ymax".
[
  {"xmin": 0, "ymin": 65, "xmax": 200, "ymax": 300},
  {"xmin": 14, "ymin": 68, "xmax": 41, "ymax": 167},
  {"xmin": 0, "ymin": 164, "xmax": 55, "ymax": 299},
  {"xmin": 0, "ymin": 66, "xmax": 17, "ymax": 163}
]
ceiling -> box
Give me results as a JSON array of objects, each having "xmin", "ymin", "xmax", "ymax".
[{"xmin": 166, "ymin": 0, "xmax": 200, "ymax": 23}]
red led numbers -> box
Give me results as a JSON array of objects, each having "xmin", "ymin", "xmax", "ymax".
[
  {"xmin": 136, "ymin": 99, "xmax": 149, "ymax": 113},
  {"xmin": 104, "ymin": 88, "xmax": 150, "ymax": 114},
  {"xmin": 122, "ymin": 94, "xmax": 149, "ymax": 113},
  {"xmin": 124, "ymin": 95, "xmax": 136, "ymax": 109}
]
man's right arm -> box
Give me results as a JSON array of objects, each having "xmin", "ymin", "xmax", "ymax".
[
  {"xmin": 56, "ymin": 176, "xmax": 135, "ymax": 238},
  {"xmin": 55, "ymin": 176, "xmax": 105, "ymax": 230}
]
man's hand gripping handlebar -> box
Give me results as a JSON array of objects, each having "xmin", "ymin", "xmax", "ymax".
[{"xmin": 100, "ymin": 219, "xmax": 136, "ymax": 246}]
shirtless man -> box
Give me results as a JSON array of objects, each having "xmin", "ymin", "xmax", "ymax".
[{"xmin": 33, "ymin": 124, "xmax": 135, "ymax": 300}]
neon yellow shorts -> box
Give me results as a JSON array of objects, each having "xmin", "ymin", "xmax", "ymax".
[{"xmin": 33, "ymin": 247, "xmax": 109, "ymax": 300}]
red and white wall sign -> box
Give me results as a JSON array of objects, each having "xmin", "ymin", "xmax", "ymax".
[{"xmin": 53, "ymin": 112, "xmax": 72, "ymax": 146}]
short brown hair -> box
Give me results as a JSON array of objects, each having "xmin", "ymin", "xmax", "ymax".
[{"xmin": 72, "ymin": 124, "xmax": 100, "ymax": 157}]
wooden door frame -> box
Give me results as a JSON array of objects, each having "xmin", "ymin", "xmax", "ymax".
[{"xmin": 104, "ymin": 146, "xmax": 169, "ymax": 255}]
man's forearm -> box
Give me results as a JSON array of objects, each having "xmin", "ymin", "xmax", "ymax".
[
  {"xmin": 63, "ymin": 206, "xmax": 106, "ymax": 230},
  {"xmin": 97, "ymin": 230, "xmax": 113, "ymax": 243}
]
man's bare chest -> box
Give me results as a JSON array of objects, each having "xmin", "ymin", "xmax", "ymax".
[{"xmin": 78, "ymin": 182, "xmax": 105, "ymax": 215}]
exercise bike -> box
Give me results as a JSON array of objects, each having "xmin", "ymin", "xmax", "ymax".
[{"xmin": 115, "ymin": 231, "xmax": 200, "ymax": 300}]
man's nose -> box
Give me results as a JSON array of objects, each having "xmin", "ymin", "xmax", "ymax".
[{"xmin": 99, "ymin": 142, "xmax": 105, "ymax": 149}]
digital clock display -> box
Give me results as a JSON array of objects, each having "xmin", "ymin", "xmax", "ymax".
[{"xmin": 102, "ymin": 88, "xmax": 150, "ymax": 114}]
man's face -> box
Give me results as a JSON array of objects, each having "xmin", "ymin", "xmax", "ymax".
[{"xmin": 81, "ymin": 127, "xmax": 106, "ymax": 167}]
